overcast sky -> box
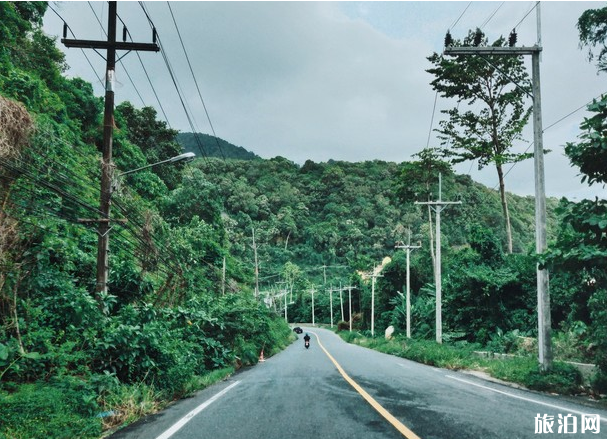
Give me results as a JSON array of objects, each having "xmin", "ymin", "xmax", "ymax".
[{"xmin": 43, "ymin": 1, "xmax": 606, "ymax": 200}]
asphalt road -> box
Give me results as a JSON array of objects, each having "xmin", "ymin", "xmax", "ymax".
[{"xmin": 110, "ymin": 327, "xmax": 607, "ymax": 439}]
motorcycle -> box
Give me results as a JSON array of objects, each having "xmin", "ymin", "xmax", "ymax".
[{"xmin": 304, "ymin": 339, "xmax": 310, "ymax": 349}]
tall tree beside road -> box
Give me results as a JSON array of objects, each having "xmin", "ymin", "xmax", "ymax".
[
  {"xmin": 578, "ymin": 5, "xmax": 607, "ymax": 74},
  {"xmin": 427, "ymin": 29, "xmax": 533, "ymax": 254},
  {"xmin": 544, "ymin": 7, "xmax": 607, "ymax": 380}
]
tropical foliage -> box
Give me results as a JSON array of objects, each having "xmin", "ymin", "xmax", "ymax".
[{"xmin": 1, "ymin": 2, "xmax": 607, "ymax": 437}]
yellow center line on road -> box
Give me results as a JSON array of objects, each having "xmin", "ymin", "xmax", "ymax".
[{"xmin": 310, "ymin": 331, "xmax": 422, "ymax": 439}]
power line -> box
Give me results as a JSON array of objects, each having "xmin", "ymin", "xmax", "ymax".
[
  {"xmin": 514, "ymin": 2, "xmax": 540, "ymax": 30},
  {"xmin": 425, "ymin": 91, "xmax": 439, "ymax": 150},
  {"xmin": 449, "ymin": 2, "xmax": 472, "ymax": 31},
  {"xmin": 46, "ymin": 3, "xmax": 103, "ymax": 86},
  {"xmin": 480, "ymin": 2, "xmax": 505, "ymax": 30},
  {"xmin": 138, "ymin": 2, "xmax": 211, "ymax": 162},
  {"xmin": 496, "ymin": 96, "xmax": 601, "ymax": 188},
  {"xmin": 167, "ymin": 2, "xmax": 226, "ymax": 160}
]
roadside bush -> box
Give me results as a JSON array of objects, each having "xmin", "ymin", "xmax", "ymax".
[
  {"xmin": 337, "ymin": 320, "xmax": 350, "ymax": 331},
  {"xmin": 524, "ymin": 362, "xmax": 583, "ymax": 395},
  {"xmin": 0, "ymin": 380, "xmax": 102, "ymax": 439}
]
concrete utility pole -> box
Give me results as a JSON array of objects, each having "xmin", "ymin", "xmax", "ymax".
[
  {"xmin": 62, "ymin": 2, "xmax": 159, "ymax": 299},
  {"xmin": 395, "ymin": 232, "xmax": 422, "ymax": 339},
  {"xmin": 339, "ymin": 282, "xmax": 344, "ymax": 322},
  {"xmin": 328, "ymin": 286, "xmax": 334, "ymax": 328},
  {"xmin": 344, "ymin": 286, "xmax": 355, "ymax": 332},
  {"xmin": 252, "ymin": 228, "xmax": 259, "ymax": 299},
  {"xmin": 284, "ymin": 287, "xmax": 288, "ymax": 323},
  {"xmin": 444, "ymin": 30, "xmax": 552, "ymax": 370},
  {"xmin": 222, "ymin": 256, "xmax": 226, "ymax": 295},
  {"xmin": 309, "ymin": 287, "xmax": 316, "ymax": 326},
  {"xmin": 368, "ymin": 270, "xmax": 383, "ymax": 337},
  {"xmin": 415, "ymin": 173, "xmax": 461, "ymax": 343}
]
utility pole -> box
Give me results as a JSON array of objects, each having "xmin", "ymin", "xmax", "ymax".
[
  {"xmin": 309, "ymin": 287, "xmax": 316, "ymax": 326},
  {"xmin": 222, "ymin": 256, "xmax": 226, "ymax": 295},
  {"xmin": 343, "ymin": 285, "xmax": 355, "ymax": 332},
  {"xmin": 368, "ymin": 270, "xmax": 383, "ymax": 337},
  {"xmin": 339, "ymin": 282, "xmax": 344, "ymax": 322},
  {"xmin": 415, "ymin": 173, "xmax": 461, "ymax": 343},
  {"xmin": 395, "ymin": 231, "xmax": 421, "ymax": 339},
  {"xmin": 328, "ymin": 285, "xmax": 334, "ymax": 328},
  {"xmin": 62, "ymin": 2, "xmax": 159, "ymax": 299},
  {"xmin": 284, "ymin": 287, "xmax": 288, "ymax": 323},
  {"xmin": 252, "ymin": 228, "xmax": 259, "ymax": 299},
  {"xmin": 444, "ymin": 27, "xmax": 552, "ymax": 370}
]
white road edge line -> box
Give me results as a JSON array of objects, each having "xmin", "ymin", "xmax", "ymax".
[
  {"xmin": 445, "ymin": 375, "xmax": 607, "ymax": 424},
  {"xmin": 155, "ymin": 381, "xmax": 241, "ymax": 439}
]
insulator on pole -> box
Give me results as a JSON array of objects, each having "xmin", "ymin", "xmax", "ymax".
[
  {"xmin": 444, "ymin": 30, "xmax": 453, "ymax": 47},
  {"xmin": 509, "ymin": 29, "xmax": 517, "ymax": 47},
  {"xmin": 123, "ymin": 26, "xmax": 127, "ymax": 42},
  {"xmin": 63, "ymin": 22, "xmax": 68, "ymax": 38},
  {"xmin": 152, "ymin": 27, "xmax": 157, "ymax": 44}
]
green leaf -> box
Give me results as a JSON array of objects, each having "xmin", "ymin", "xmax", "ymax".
[
  {"xmin": 22, "ymin": 352, "xmax": 41, "ymax": 360},
  {"xmin": 0, "ymin": 343, "xmax": 8, "ymax": 361}
]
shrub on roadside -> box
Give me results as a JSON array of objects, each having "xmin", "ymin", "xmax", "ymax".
[{"xmin": 0, "ymin": 380, "xmax": 102, "ymax": 439}]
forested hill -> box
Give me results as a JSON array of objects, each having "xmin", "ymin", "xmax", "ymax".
[
  {"xmin": 192, "ymin": 156, "xmax": 559, "ymax": 285},
  {"xmin": 177, "ymin": 132, "xmax": 260, "ymax": 160}
]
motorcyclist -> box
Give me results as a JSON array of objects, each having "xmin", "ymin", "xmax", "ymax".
[{"xmin": 303, "ymin": 333, "xmax": 311, "ymax": 347}]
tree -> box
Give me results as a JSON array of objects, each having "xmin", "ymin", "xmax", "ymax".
[
  {"xmin": 546, "ymin": 96, "xmax": 607, "ymax": 376},
  {"xmin": 115, "ymin": 102, "xmax": 183, "ymax": 190},
  {"xmin": 394, "ymin": 148, "xmax": 451, "ymax": 273},
  {"xmin": 545, "ymin": 10, "xmax": 607, "ymax": 373},
  {"xmin": 427, "ymin": 29, "xmax": 533, "ymax": 254},
  {"xmin": 578, "ymin": 6, "xmax": 607, "ymax": 74}
]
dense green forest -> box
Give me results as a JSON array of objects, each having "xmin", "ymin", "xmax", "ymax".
[{"xmin": 1, "ymin": 2, "xmax": 607, "ymax": 437}]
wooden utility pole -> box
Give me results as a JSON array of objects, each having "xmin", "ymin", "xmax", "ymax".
[
  {"xmin": 444, "ymin": 28, "xmax": 552, "ymax": 370},
  {"xmin": 415, "ymin": 173, "xmax": 461, "ymax": 343},
  {"xmin": 62, "ymin": 2, "xmax": 158, "ymax": 299},
  {"xmin": 395, "ymin": 232, "xmax": 421, "ymax": 339}
]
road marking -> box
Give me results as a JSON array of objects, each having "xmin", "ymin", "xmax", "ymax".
[
  {"xmin": 446, "ymin": 375, "xmax": 607, "ymax": 424},
  {"xmin": 311, "ymin": 332, "xmax": 422, "ymax": 439},
  {"xmin": 155, "ymin": 381, "xmax": 240, "ymax": 439}
]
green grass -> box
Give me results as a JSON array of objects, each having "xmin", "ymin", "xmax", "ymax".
[
  {"xmin": 338, "ymin": 332, "xmax": 589, "ymax": 396},
  {"xmin": 0, "ymin": 367, "xmax": 237, "ymax": 439}
]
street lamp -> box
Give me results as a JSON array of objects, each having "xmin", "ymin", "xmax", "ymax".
[
  {"xmin": 95, "ymin": 152, "xmax": 196, "ymax": 299},
  {"xmin": 117, "ymin": 152, "xmax": 195, "ymax": 177}
]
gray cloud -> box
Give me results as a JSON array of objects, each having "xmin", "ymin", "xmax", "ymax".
[{"xmin": 44, "ymin": 2, "xmax": 606, "ymax": 199}]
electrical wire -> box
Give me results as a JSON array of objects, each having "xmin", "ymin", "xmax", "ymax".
[
  {"xmin": 480, "ymin": 2, "xmax": 505, "ymax": 31},
  {"xmin": 166, "ymin": 2, "xmax": 226, "ymax": 160},
  {"xmin": 46, "ymin": 3, "xmax": 103, "ymax": 86},
  {"xmin": 496, "ymin": 96, "xmax": 602, "ymax": 188},
  {"xmin": 138, "ymin": 1, "xmax": 211, "ymax": 162},
  {"xmin": 449, "ymin": 2, "xmax": 472, "ymax": 31},
  {"xmin": 513, "ymin": 2, "xmax": 540, "ymax": 31}
]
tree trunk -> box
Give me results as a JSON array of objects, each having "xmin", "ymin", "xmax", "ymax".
[{"xmin": 496, "ymin": 163, "xmax": 513, "ymax": 253}]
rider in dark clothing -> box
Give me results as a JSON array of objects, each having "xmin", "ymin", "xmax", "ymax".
[{"xmin": 303, "ymin": 333, "xmax": 311, "ymax": 345}]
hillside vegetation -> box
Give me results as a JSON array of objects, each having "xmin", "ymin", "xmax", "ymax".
[{"xmin": 1, "ymin": 2, "xmax": 606, "ymax": 438}]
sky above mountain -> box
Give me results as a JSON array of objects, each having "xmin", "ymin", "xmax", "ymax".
[{"xmin": 43, "ymin": 1, "xmax": 606, "ymax": 200}]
